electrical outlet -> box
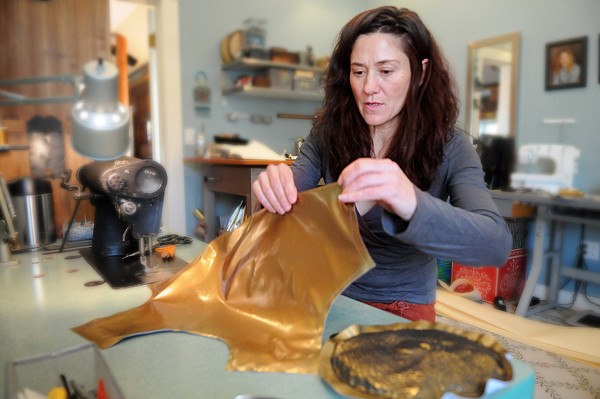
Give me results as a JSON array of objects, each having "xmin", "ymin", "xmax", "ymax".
[{"xmin": 583, "ymin": 240, "xmax": 600, "ymax": 261}]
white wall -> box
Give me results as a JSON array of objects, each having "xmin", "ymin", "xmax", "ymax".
[
  {"xmin": 177, "ymin": 0, "xmax": 600, "ymax": 224},
  {"xmin": 173, "ymin": 0, "xmax": 600, "ymax": 299}
]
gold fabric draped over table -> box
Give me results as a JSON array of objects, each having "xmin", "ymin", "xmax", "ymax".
[{"xmin": 73, "ymin": 184, "xmax": 374, "ymax": 374}]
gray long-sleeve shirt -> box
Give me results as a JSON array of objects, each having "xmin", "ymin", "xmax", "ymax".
[{"xmin": 291, "ymin": 128, "xmax": 512, "ymax": 304}]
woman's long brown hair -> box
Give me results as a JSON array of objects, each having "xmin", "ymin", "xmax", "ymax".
[{"xmin": 314, "ymin": 6, "xmax": 459, "ymax": 190}]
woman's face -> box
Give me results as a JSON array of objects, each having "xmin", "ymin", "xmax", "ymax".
[
  {"xmin": 350, "ymin": 32, "xmax": 413, "ymax": 134},
  {"xmin": 559, "ymin": 51, "xmax": 573, "ymax": 68}
]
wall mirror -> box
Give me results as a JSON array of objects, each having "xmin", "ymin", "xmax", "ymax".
[{"xmin": 465, "ymin": 32, "xmax": 521, "ymax": 141}]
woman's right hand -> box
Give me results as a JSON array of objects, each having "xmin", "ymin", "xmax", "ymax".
[{"xmin": 252, "ymin": 163, "xmax": 298, "ymax": 214}]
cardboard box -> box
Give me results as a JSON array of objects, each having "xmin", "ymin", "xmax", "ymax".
[
  {"xmin": 253, "ymin": 68, "xmax": 293, "ymax": 90},
  {"xmin": 269, "ymin": 47, "xmax": 299, "ymax": 64},
  {"xmin": 451, "ymin": 248, "xmax": 527, "ymax": 303}
]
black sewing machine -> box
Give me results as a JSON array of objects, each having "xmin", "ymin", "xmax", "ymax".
[
  {"xmin": 66, "ymin": 156, "xmax": 186, "ymax": 288},
  {"xmin": 77, "ymin": 156, "xmax": 166, "ymax": 260}
]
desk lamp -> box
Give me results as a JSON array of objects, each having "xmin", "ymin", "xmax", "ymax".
[{"xmin": 71, "ymin": 58, "xmax": 130, "ymax": 160}]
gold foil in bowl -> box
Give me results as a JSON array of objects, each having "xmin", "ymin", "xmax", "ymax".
[{"xmin": 319, "ymin": 321, "xmax": 513, "ymax": 399}]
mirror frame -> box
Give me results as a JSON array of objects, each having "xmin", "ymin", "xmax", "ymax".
[{"xmin": 465, "ymin": 32, "xmax": 521, "ymax": 140}]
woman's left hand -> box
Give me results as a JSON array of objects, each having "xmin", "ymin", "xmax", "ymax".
[{"xmin": 337, "ymin": 158, "xmax": 417, "ymax": 221}]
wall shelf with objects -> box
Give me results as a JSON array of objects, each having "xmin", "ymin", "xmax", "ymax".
[
  {"xmin": 222, "ymin": 86, "xmax": 323, "ymax": 101},
  {"xmin": 222, "ymin": 58, "xmax": 324, "ymax": 73},
  {"xmin": 221, "ymin": 58, "xmax": 324, "ymax": 102}
]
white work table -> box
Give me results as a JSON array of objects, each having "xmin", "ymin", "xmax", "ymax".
[
  {"xmin": 490, "ymin": 190, "xmax": 600, "ymax": 317},
  {"xmin": 1, "ymin": 239, "xmax": 534, "ymax": 398}
]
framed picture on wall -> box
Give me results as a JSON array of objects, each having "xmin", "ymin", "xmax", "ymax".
[{"xmin": 545, "ymin": 36, "xmax": 587, "ymax": 91}]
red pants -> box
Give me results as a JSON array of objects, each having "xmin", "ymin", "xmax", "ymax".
[{"xmin": 364, "ymin": 300, "xmax": 436, "ymax": 322}]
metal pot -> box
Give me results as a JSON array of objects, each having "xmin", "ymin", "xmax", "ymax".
[{"xmin": 8, "ymin": 177, "xmax": 56, "ymax": 251}]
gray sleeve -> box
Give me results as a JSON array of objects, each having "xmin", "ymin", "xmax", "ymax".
[
  {"xmin": 290, "ymin": 129, "xmax": 327, "ymax": 192},
  {"xmin": 382, "ymin": 133, "xmax": 512, "ymax": 267}
]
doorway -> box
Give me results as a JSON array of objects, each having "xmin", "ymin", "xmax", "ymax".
[
  {"xmin": 110, "ymin": 0, "xmax": 187, "ymax": 233},
  {"xmin": 110, "ymin": 0, "xmax": 156, "ymax": 159}
]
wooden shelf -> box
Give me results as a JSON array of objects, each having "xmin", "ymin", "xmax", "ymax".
[
  {"xmin": 222, "ymin": 86, "xmax": 323, "ymax": 101},
  {"xmin": 222, "ymin": 58, "xmax": 324, "ymax": 73}
]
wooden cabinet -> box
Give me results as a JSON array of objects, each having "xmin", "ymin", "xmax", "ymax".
[
  {"xmin": 0, "ymin": 0, "xmax": 111, "ymax": 237},
  {"xmin": 185, "ymin": 158, "xmax": 293, "ymax": 241},
  {"xmin": 202, "ymin": 164, "xmax": 264, "ymax": 241}
]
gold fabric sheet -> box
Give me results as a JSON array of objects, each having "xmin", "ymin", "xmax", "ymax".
[{"xmin": 73, "ymin": 183, "xmax": 374, "ymax": 374}]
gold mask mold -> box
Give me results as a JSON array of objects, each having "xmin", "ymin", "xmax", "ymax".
[{"xmin": 72, "ymin": 183, "xmax": 374, "ymax": 374}]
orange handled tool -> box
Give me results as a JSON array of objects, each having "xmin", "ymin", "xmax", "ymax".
[{"xmin": 155, "ymin": 244, "xmax": 176, "ymax": 260}]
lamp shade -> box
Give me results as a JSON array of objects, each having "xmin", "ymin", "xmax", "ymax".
[{"xmin": 71, "ymin": 59, "xmax": 130, "ymax": 160}]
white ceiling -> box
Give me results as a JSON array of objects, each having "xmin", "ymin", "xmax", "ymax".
[
  {"xmin": 110, "ymin": 0, "xmax": 139, "ymax": 28},
  {"xmin": 110, "ymin": 0, "xmax": 152, "ymax": 71}
]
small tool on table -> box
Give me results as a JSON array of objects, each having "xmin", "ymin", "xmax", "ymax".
[
  {"xmin": 155, "ymin": 244, "xmax": 176, "ymax": 260},
  {"xmin": 122, "ymin": 234, "xmax": 192, "ymax": 261}
]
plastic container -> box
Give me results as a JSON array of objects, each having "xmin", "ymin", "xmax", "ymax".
[
  {"xmin": 5, "ymin": 343, "xmax": 124, "ymax": 399},
  {"xmin": 8, "ymin": 177, "xmax": 56, "ymax": 250},
  {"xmin": 243, "ymin": 18, "xmax": 267, "ymax": 59}
]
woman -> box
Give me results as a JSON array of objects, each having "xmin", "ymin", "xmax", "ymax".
[{"xmin": 252, "ymin": 6, "xmax": 512, "ymax": 322}]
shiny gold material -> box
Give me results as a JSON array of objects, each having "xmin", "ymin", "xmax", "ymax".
[
  {"xmin": 319, "ymin": 321, "xmax": 513, "ymax": 399},
  {"xmin": 73, "ymin": 183, "xmax": 374, "ymax": 373}
]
